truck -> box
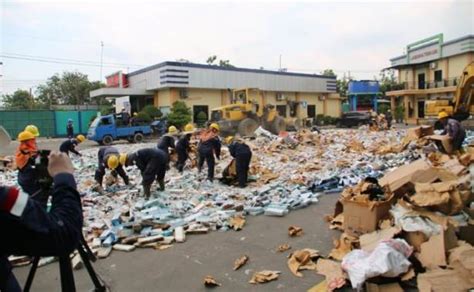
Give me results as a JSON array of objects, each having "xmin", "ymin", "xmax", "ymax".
[{"xmin": 87, "ymin": 114, "xmax": 152, "ymax": 145}]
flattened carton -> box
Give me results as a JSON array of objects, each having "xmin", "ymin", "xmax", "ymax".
[
  {"xmin": 426, "ymin": 134, "xmax": 454, "ymax": 154},
  {"xmin": 340, "ymin": 194, "xmax": 396, "ymax": 237}
]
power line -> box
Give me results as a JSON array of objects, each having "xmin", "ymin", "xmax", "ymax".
[
  {"xmin": 0, "ymin": 55, "xmax": 141, "ymax": 69},
  {"xmin": 3, "ymin": 32, "xmax": 100, "ymax": 45},
  {"xmin": 3, "ymin": 52, "xmax": 144, "ymax": 67}
]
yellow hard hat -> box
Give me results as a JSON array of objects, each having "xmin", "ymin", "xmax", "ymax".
[
  {"xmin": 107, "ymin": 155, "xmax": 119, "ymax": 170},
  {"xmin": 210, "ymin": 123, "xmax": 220, "ymax": 131},
  {"xmin": 76, "ymin": 135, "xmax": 86, "ymax": 143},
  {"xmin": 25, "ymin": 125, "xmax": 40, "ymax": 137},
  {"xmin": 184, "ymin": 123, "xmax": 195, "ymax": 132},
  {"xmin": 225, "ymin": 136, "xmax": 234, "ymax": 145},
  {"xmin": 18, "ymin": 131, "xmax": 35, "ymax": 142},
  {"xmin": 438, "ymin": 111, "xmax": 449, "ymax": 119},
  {"xmin": 119, "ymin": 153, "xmax": 127, "ymax": 166},
  {"xmin": 168, "ymin": 126, "xmax": 178, "ymax": 134},
  {"xmin": 133, "ymin": 112, "xmax": 138, "ymax": 117}
]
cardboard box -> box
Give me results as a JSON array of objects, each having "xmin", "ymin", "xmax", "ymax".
[
  {"xmin": 379, "ymin": 159, "xmax": 431, "ymax": 195},
  {"xmin": 341, "ymin": 195, "xmax": 396, "ymax": 237},
  {"xmin": 426, "ymin": 134, "xmax": 454, "ymax": 154}
]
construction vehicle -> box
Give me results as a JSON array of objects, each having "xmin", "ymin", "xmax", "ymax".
[
  {"xmin": 209, "ymin": 88, "xmax": 286, "ymax": 136},
  {"xmin": 424, "ymin": 62, "xmax": 474, "ymax": 123}
]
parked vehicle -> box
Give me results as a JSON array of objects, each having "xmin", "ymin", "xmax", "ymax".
[
  {"xmin": 87, "ymin": 114, "xmax": 152, "ymax": 145},
  {"xmin": 338, "ymin": 111, "xmax": 371, "ymax": 128}
]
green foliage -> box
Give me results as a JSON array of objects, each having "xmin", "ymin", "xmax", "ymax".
[
  {"xmin": 195, "ymin": 111, "xmax": 208, "ymax": 126},
  {"xmin": 315, "ymin": 114, "xmax": 338, "ymax": 125},
  {"xmin": 136, "ymin": 112, "xmax": 152, "ymax": 123},
  {"xmin": 1, "ymin": 89, "xmax": 36, "ymax": 109},
  {"xmin": 100, "ymin": 105, "xmax": 113, "ymax": 116},
  {"xmin": 36, "ymin": 71, "xmax": 105, "ymax": 106},
  {"xmin": 141, "ymin": 105, "xmax": 162, "ymax": 119},
  {"xmin": 321, "ymin": 69, "xmax": 336, "ymax": 77},
  {"xmin": 378, "ymin": 70, "xmax": 399, "ymax": 96},
  {"xmin": 395, "ymin": 105, "xmax": 405, "ymax": 121},
  {"xmin": 378, "ymin": 103, "xmax": 390, "ymax": 114},
  {"xmin": 206, "ymin": 55, "xmax": 234, "ymax": 68},
  {"xmin": 167, "ymin": 101, "xmax": 192, "ymax": 129}
]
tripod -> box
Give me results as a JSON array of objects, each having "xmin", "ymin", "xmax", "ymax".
[{"xmin": 24, "ymin": 236, "xmax": 106, "ymax": 292}]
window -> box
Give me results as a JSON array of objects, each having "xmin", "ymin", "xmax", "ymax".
[
  {"xmin": 307, "ymin": 105, "xmax": 316, "ymax": 118},
  {"xmin": 434, "ymin": 70, "xmax": 442, "ymax": 82},
  {"xmin": 276, "ymin": 105, "xmax": 287, "ymax": 117}
]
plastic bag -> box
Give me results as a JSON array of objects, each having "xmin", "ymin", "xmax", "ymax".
[
  {"xmin": 390, "ymin": 204, "xmax": 442, "ymax": 237},
  {"xmin": 341, "ymin": 239, "xmax": 413, "ymax": 289}
]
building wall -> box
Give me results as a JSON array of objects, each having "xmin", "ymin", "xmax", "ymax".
[
  {"xmin": 449, "ymin": 53, "xmax": 472, "ymax": 78},
  {"xmin": 183, "ymin": 88, "xmax": 222, "ymax": 115},
  {"xmin": 326, "ymin": 98, "xmax": 341, "ymax": 117}
]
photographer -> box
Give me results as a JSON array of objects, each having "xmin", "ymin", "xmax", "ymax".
[{"xmin": 0, "ymin": 152, "xmax": 83, "ymax": 291}]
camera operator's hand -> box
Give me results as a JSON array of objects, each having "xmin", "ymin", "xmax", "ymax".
[{"xmin": 47, "ymin": 151, "xmax": 74, "ymax": 177}]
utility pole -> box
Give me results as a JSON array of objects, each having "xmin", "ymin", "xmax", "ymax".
[
  {"xmin": 279, "ymin": 55, "xmax": 282, "ymax": 71},
  {"xmin": 100, "ymin": 41, "xmax": 104, "ymax": 81},
  {"xmin": 29, "ymin": 87, "xmax": 33, "ymax": 109}
]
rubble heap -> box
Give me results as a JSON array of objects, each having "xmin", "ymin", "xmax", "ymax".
[{"xmin": 316, "ymin": 127, "xmax": 474, "ymax": 291}]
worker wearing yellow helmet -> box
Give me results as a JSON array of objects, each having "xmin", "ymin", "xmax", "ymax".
[
  {"xmin": 176, "ymin": 123, "xmax": 196, "ymax": 173},
  {"xmin": 59, "ymin": 135, "xmax": 86, "ymax": 157},
  {"xmin": 15, "ymin": 131, "xmax": 50, "ymax": 206},
  {"xmin": 94, "ymin": 146, "xmax": 130, "ymax": 193},
  {"xmin": 437, "ymin": 110, "xmax": 466, "ymax": 152},
  {"xmin": 24, "ymin": 125, "xmax": 40, "ymax": 137},
  {"xmin": 197, "ymin": 123, "xmax": 222, "ymax": 182},
  {"xmin": 157, "ymin": 125, "xmax": 179, "ymax": 168},
  {"xmin": 119, "ymin": 148, "xmax": 168, "ymax": 198}
]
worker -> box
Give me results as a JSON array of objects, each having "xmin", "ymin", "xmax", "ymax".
[
  {"xmin": 66, "ymin": 119, "xmax": 74, "ymax": 138},
  {"xmin": 386, "ymin": 110, "xmax": 393, "ymax": 128},
  {"xmin": 15, "ymin": 131, "xmax": 49, "ymax": 207},
  {"xmin": 121, "ymin": 108, "xmax": 130, "ymax": 125},
  {"xmin": 197, "ymin": 123, "xmax": 221, "ymax": 182},
  {"xmin": 157, "ymin": 126, "xmax": 178, "ymax": 154},
  {"xmin": 176, "ymin": 123, "xmax": 196, "ymax": 173},
  {"xmin": 94, "ymin": 146, "xmax": 129, "ymax": 192},
  {"xmin": 438, "ymin": 111, "xmax": 466, "ymax": 152},
  {"xmin": 59, "ymin": 134, "xmax": 86, "ymax": 156},
  {"xmin": 1, "ymin": 152, "xmax": 83, "ymax": 291},
  {"xmin": 226, "ymin": 136, "xmax": 252, "ymax": 188},
  {"xmin": 130, "ymin": 112, "xmax": 139, "ymax": 126},
  {"xmin": 119, "ymin": 148, "xmax": 168, "ymax": 199}
]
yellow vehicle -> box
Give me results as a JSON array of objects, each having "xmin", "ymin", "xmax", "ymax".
[
  {"xmin": 210, "ymin": 88, "xmax": 286, "ymax": 136},
  {"xmin": 424, "ymin": 62, "xmax": 474, "ymax": 122}
]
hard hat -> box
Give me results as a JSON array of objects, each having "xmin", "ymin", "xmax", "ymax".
[
  {"xmin": 438, "ymin": 111, "xmax": 449, "ymax": 119},
  {"xmin": 184, "ymin": 123, "xmax": 195, "ymax": 132},
  {"xmin": 76, "ymin": 134, "xmax": 86, "ymax": 143},
  {"xmin": 68, "ymin": 119, "xmax": 73, "ymax": 123},
  {"xmin": 133, "ymin": 112, "xmax": 138, "ymax": 117},
  {"xmin": 107, "ymin": 155, "xmax": 119, "ymax": 170},
  {"xmin": 225, "ymin": 136, "xmax": 234, "ymax": 145},
  {"xmin": 210, "ymin": 123, "xmax": 220, "ymax": 131},
  {"xmin": 168, "ymin": 126, "xmax": 178, "ymax": 134},
  {"xmin": 18, "ymin": 131, "xmax": 35, "ymax": 142},
  {"xmin": 119, "ymin": 153, "xmax": 128, "ymax": 166},
  {"xmin": 25, "ymin": 125, "xmax": 40, "ymax": 137}
]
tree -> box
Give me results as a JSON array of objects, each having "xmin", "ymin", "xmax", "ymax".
[
  {"xmin": 378, "ymin": 69, "xmax": 399, "ymax": 96},
  {"xmin": 321, "ymin": 69, "xmax": 336, "ymax": 77},
  {"xmin": 195, "ymin": 111, "xmax": 208, "ymax": 127},
  {"xmin": 36, "ymin": 71, "xmax": 105, "ymax": 106},
  {"xmin": 206, "ymin": 55, "xmax": 234, "ymax": 68},
  {"xmin": 1, "ymin": 89, "xmax": 35, "ymax": 109},
  {"xmin": 141, "ymin": 105, "xmax": 162, "ymax": 120},
  {"xmin": 167, "ymin": 101, "xmax": 192, "ymax": 129}
]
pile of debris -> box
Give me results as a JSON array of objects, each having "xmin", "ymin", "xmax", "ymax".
[{"xmin": 316, "ymin": 130, "xmax": 474, "ymax": 291}]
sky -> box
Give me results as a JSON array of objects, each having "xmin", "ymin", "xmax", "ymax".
[{"xmin": 0, "ymin": 0, "xmax": 473, "ymax": 94}]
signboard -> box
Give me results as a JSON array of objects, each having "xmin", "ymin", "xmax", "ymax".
[{"xmin": 408, "ymin": 44, "xmax": 440, "ymax": 64}]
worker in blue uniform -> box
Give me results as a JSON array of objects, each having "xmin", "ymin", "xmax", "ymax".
[
  {"xmin": 94, "ymin": 146, "xmax": 129, "ymax": 193},
  {"xmin": 197, "ymin": 123, "xmax": 221, "ymax": 182},
  {"xmin": 225, "ymin": 136, "xmax": 252, "ymax": 188},
  {"xmin": 120, "ymin": 148, "xmax": 168, "ymax": 198},
  {"xmin": 59, "ymin": 134, "xmax": 86, "ymax": 156}
]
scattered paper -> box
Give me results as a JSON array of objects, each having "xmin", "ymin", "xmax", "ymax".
[
  {"xmin": 228, "ymin": 215, "xmax": 246, "ymax": 231},
  {"xmin": 233, "ymin": 255, "xmax": 249, "ymax": 271},
  {"xmin": 204, "ymin": 275, "xmax": 221, "ymax": 287},
  {"xmin": 287, "ymin": 249, "xmax": 319, "ymax": 277},
  {"xmin": 249, "ymin": 270, "xmax": 281, "ymax": 284},
  {"xmin": 288, "ymin": 225, "xmax": 303, "ymax": 237},
  {"xmin": 277, "ymin": 244, "xmax": 291, "ymax": 252}
]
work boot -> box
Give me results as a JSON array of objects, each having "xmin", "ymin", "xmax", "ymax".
[
  {"xmin": 143, "ymin": 184, "xmax": 151, "ymax": 199},
  {"xmin": 158, "ymin": 179, "xmax": 165, "ymax": 191},
  {"xmin": 92, "ymin": 184, "xmax": 106, "ymax": 196}
]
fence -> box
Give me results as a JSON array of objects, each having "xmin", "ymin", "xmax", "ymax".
[{"xmin": 0, "ymin": 110, "xmax": 99, "ymax": 139}]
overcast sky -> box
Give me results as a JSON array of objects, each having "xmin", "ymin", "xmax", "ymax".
[{"xmin": 1, "ymin": 0, "xmax": 472, "ymax": 94}]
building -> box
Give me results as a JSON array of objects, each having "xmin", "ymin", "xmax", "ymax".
[
  {"xmin": 347, "ymin": 80, "xmax": 380, "ymax": 111},
  {"xmin": 386, "ymin": 34, "xmax": 474, "ymax": 124},
  {"xmin": 91, "ymin": 62, "xmax": 341, "ymax": 124}
]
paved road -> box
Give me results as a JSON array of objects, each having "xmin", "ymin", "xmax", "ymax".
[{"xmin": 13, "ymin": 195, "xmax": 340, "ymax": 291}]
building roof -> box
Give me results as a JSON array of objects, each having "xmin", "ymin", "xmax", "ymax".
[
  {"xmin": 388, "ymin": 34, "xmax": 474, "ymax": 68},
  {"xmin": 128, "ymin": 61, "xmax": 336, "ymax": 80}
]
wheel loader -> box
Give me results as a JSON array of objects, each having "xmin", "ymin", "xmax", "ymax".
[{"xmin": 209, "ymin": 88, "xmax": 286, "ymax": 136}]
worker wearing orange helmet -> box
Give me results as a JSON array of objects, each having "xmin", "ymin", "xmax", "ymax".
[{"xmin": 438, "ymin": 111, "xmax": 466, "ymax": 152}]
